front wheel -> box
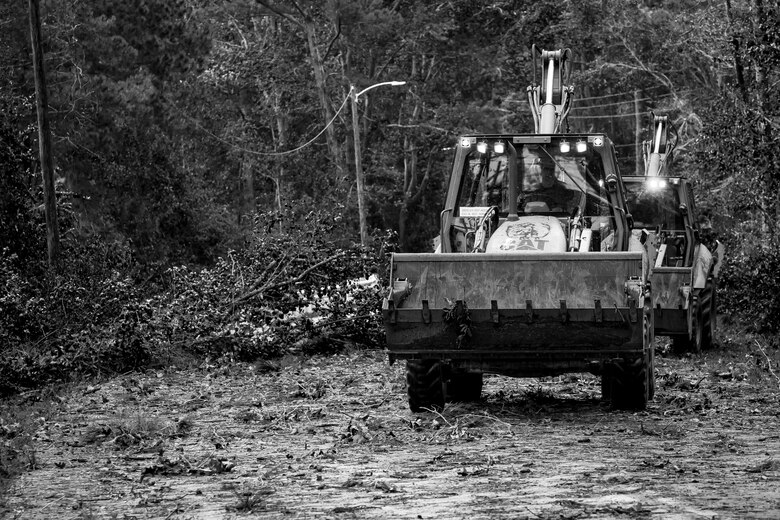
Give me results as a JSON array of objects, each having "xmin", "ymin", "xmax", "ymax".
[
  {"xmin": 607, "ymin": 356, "xmax": 650, "ymax": 410},
  {"xmin": 406, "ymin": 360, "xmax": 445, "ymax": 412},
  {"xmin": 446, "ymin": 371, "xmax": 483, "ymax": 402}
]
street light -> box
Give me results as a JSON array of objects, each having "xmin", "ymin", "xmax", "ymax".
[{"xmin": 351, "ymin": 80, "xmax": 406, "ymax": 246}]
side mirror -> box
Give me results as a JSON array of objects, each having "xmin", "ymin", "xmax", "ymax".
[{"xmin": 626, "ymin": 213, "xmax": 634, "ymax": 229}]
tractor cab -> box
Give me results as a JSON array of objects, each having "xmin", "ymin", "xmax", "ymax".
[
  {"xmin": 624, "ymin": 176, "xmax": 691, "ymax": 267},
  {"xmin": 442, "ymin": 134, "xmax": 630, "ymax": 255}
]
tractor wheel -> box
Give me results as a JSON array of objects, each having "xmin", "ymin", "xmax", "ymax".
[
  {"xmin": 608, "ymin": 356, "xmax": 649, "ymax": 410},
  {"xmin": 672, "ymin": 294, "xmax": 703, "ymax": 354},
  {"xmin": 645, "ymin": 300, "xmax": 656, "ymax": 401},
  {"xmin": 406, "ymin": 360, "xmax": 445, "ymax": 413},
  {"xmin": 648, "ymin": 343, "xmax": 656, "ymax": 400},
  {"xmin": 600, "ymin": 373, "xmax": 612, "ymax": 402},
  {"xmin": 699, "ymin": 277, "xmax": 717, "ymax": 350},
  {"xmin": 446, "ymin": 371, "xmax": 483, "ymax": 402}
]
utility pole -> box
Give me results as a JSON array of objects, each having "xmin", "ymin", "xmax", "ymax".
[
  {"xmin": 29, "ymin": 0, "xmax": 60, "ymax": 266},
  {"xmin": 350, "ymin": 86, "xmax": 369, "ymax": 247},
  {"xmin": 350, "ymin": 81, "xmax": 406, "ymax": 247}
]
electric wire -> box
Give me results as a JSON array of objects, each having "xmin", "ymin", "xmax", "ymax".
[
  {"xmin": 571, "ymin": 91, "xmax": 687, "ymax": 111},
  {"xmin": 179, "ymin": 90, "xmax": 352, "ymax": 157},
  {"xmin": 575, "ymin": 85, "xmax": 667, "ymax": 102},
  {"xmin": 568, "ymin": 111, "xmax": 654, "ymax": 120}
]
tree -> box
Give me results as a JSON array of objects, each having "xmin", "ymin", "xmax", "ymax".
[
  {"xmin": 255, "ymin": 0, "xmax": 347, "ymax": 174},
  {"xmin": 28, "ymin": 0, "xmax": 59, "ymax": 266}
]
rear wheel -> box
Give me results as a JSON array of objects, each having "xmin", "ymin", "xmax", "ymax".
[
  {"xmin": 446, "ymin": 371, "xmax": 483, "ymax": 402},
  {"xmin": 648, "ymin": 342, "xmax": 656, "ymax": 400},
  {"xmin": 672, "ymin": 293, "xmax": 703, "ymax": 354},
  {"xmin": 699, "ymin": 276, "xmax": 717, "ymax": 350},
  {"xmin": 406, "ymin": 360, "xmax": 445, "ymax": 412}
]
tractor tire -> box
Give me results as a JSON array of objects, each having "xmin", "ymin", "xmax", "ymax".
[
  {"xmin": 606, "ymin": 306, "xmax": 654, "ymax": 406},
  {"xmin": 645, "ymin": 301, "xmax": 656, "ymax": 400},
  {"xmin": 600, "ymin": 373, "xmax": 612, "ymax": 402},
  {"xmin": 406, "ymin": 360, "xmax": 445, "ymax": 413},
  {"xmin": 446, "ymin": 371, "xmax": 483, "ymax": 402},
  {"xmin": 648, "ymin": 343, "xmax": 656, "ymax": 400},
  {"xmin": 699, "ymin": 277, "xmax": 717, "ymax": 350},
  {"xmin": 672, "ymin": 293, "xmax": 703, "ymax": 354},
  {"xmin": 607, "ymin": 356, "xmax": 649, "ymax": 410}
]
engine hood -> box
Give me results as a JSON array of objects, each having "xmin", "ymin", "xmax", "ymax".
[{"xmin": 485, "ymin": 215, "xmax": 567, "ymax": 253}]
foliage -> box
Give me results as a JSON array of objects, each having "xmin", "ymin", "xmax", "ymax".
[
  {"xmin": 719, "ymin": 240, "xmax": 780, "ymax": 335},
  {"xmin": 145, "ymin": 209, "xmax": 390, "ymax": 363},
  {"xmin": 0, "ymin": 92, "xmax": 42, "ymax": 264},
  {"xmin": 443, "ymin": 300, "xmax": 472, "ymax": 349},
  {"xmin": 0, "ymin": 209, "xmax": 391, "ymax": 395}
]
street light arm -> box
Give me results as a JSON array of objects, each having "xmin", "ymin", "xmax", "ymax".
[{"xmin": 354, "ymin": 81, "xmax": 406, "ymax": 99}]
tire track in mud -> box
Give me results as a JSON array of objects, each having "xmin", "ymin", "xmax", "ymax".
[{"xmin": 2, "ymin": 347, "xmax": 780, "ymax": 519}]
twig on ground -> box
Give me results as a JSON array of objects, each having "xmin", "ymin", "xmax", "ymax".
[
  {"xmin": 423, "ymin": 407, "xmax": 455, "ymax": 428},
  {"xmin": 754, "ymin": 339, "xmax": 780, "ymax": 388},
  {"xmin": 461, "ymin": 412, "xmax": 513, "ymax": 431}
]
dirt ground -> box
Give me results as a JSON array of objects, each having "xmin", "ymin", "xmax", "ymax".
[{"xmin": 2, "ymin": 339, "xmax": 780, "ymax": 519}]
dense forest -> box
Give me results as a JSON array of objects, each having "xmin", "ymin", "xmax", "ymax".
[{"xmin": 1, "ymin": 0, "xmax": 779, "ymax": 393}]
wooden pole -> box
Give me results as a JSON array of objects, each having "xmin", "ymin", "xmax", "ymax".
[
  {"xmin": 29, "ymin": 0, "xmax": 60, "ymax": 266},
  {"xmin": 351, "ymin": 87, "xmax": 368, "ymax": 247}
]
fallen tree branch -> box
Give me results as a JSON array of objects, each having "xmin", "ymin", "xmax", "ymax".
[{"xmin": 230, "ymin": 251, "xmax": 347, "ymax": 308}]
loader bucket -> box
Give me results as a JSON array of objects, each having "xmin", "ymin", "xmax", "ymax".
[
  {"xmin": 650, "ymin": 266, "xmax": 692, "ymax": 335},
  {"xmin": 383, "ymin": 251, "xmax": 648, "ymax": 373}
]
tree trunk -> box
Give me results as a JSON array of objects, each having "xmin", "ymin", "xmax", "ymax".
[
  {"xmin": 752, "ymin": 0, "xmax": 767, "ymax": 109},
  {"xmin": 28, "ymin": 0, "xmax": 60, "ymax": 266},
  {"xmin": 238, "ymin": 145, "xmax": 256, "ymax": 233},
  {"xmin": 725, "ymin": 0, "xmax": 747, "ymax": 101},
  {"xmin": 397, "ymin": 137, "xmax": 416, "ymax": 249},
  {"xmin": 634, "ymin": 90, "xmax": 643, "ymax": 176},
  {"xmin": 274, "ymin": 112, "xmax": 287, "ymax": 228},
  {"xmin": 237, "ymin": 85, "xmax": 256, "ymax": 234},
  {"xmin": 304, "ymin": 23, "xmax": 344, "ymax": 174}
]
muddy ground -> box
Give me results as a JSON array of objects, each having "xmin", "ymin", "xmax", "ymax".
[{"xmin": 2, "ymin": 338, "xmax": 780, "ymax": 519}]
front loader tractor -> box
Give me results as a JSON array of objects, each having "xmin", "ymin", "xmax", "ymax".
[
  {"xmin": 623, "ymin": 115, "xmax": 724, "ymax": 352},
  {"xmin": 382, "ymin": 47, "xmax": 655, "ymax": 412}
]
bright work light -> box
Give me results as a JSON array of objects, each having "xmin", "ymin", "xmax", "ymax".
[{"xmin": 648, "ymin": 178, "xmax": 668, "ymax": 190}]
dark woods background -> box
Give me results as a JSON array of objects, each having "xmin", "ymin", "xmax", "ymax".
[{"xmin": 1, "ymin": 0, "xmax": 779, "ymax": 394}]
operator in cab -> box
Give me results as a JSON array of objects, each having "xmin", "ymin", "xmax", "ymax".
[{"xmin": 520, "ymin": 156, "xmax": 580, "ymax": 213}]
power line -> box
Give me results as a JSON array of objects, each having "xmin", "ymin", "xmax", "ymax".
[
  {"xmin": 178, "ymin": 91, "xmax": 352, "ymax": 157},
  {"xmin": 571, "ymin": 91, "xmax": 686, "ymax": 111},
  {"xmin": 575, "ymin": 85, "xmax": 667, "ymax": 102},
  {"xmin": 249, "ymin": 92, "xmax": 351, "ymax": 156},
  {"xmin": 569, "ymin": 111, "xmax": 652, "ymax": 120}
]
